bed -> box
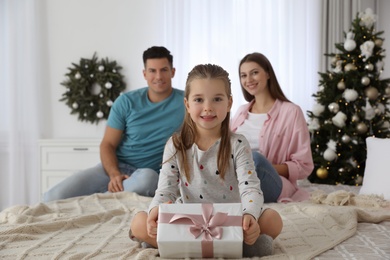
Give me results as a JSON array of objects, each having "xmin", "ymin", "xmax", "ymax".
[{"xmin": 0, "ymin": 179, "xmax": 389, "ymax": 260}]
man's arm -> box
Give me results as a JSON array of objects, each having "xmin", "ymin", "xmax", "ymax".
[{"xmin": 100, "ymin": 126, "xmax": 128, "ymax": 192}]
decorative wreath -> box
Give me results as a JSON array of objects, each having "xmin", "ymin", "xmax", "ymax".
[{"xmin": 60, "ymin": 53, "xmax": 126, "ymax": 124}]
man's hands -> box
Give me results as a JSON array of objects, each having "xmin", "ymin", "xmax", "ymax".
[
  {"xmin": 243, "ymin": 214, "xmax": 260, "ymax": 245},
  {"xmin": 108, "ymin": 174, "xmax": 129, "ymax": 192}
]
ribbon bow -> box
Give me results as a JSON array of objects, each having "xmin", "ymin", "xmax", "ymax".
[{"xmin": 169, "ymin": 203, "xmax": 228, "ymax": 257}]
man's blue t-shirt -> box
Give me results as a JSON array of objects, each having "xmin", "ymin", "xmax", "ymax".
[{"xmin": 107, "ymin": 87, "xmax": 185, "ymax": 172}]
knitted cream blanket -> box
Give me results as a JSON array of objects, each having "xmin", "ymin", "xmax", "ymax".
[{"xmin": 0, "ymin": 192, "xmax": 389, "ymax": 260}]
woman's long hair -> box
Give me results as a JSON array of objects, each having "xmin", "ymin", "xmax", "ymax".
[
  {"xmin": 172, "ymin": 64, "xmax": 232, "ymax": 182},
  {"xmin": 239, "ymin": 52, "xmax": 290, "ymax": 102}
]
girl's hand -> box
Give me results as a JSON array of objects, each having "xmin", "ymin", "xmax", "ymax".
[
  {"xmin": 242, "ymin": 214, "xmax": 260, "ymax": 245},
  {"xmin": 147, "ymin": 207, "xmax": 159, "ymax": 238}
]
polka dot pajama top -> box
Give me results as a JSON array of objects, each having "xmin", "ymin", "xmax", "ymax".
[{"xmin": 149, "ymin": 133, "xmax": 265, "ymax": 220}]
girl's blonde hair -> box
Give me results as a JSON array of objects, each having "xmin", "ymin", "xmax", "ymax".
[{"xmin": 172, "ymin": 64, "xmax": 232, "ymax": 181}]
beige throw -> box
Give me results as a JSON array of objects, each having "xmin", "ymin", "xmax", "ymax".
[{"xmin": 0, "ymin": 192, "xmax": 389, "ymax": 260}]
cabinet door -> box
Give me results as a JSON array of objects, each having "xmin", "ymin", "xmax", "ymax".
[
  {"xmin": 41, "ymin": 171, "xmax": 74, "ymax": 193},
  {"xmin": 39, "ymin": 140, "xmax": 101, "ymax": 198},
  {"xmin": 41, "ymin": 146, "xmax": 100, "ymax": 171}
]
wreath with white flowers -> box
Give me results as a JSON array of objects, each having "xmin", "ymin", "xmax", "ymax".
[{"xmin": 60, "ymin": 53, "xmax": 126, "ymax": 124}]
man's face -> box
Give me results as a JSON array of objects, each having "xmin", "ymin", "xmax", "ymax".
[{"xmin": 143, "ymin": 58, "xmax": 175, "ymax": 97}]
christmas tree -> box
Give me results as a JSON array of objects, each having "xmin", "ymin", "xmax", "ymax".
[{"xmin": 307, "ymin": 8, "xmax": 390, "ymax": 185}]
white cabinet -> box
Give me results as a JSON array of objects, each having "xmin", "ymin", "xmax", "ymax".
[{"xmin": 39, "ymin": 139, "xmax": 101, "ymax": 197}]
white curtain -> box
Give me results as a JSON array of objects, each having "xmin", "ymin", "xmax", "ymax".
[
  {"xmin": 0, "ymin": 0, "xmax": 44, "ymax": 210},
  {"xmin": 162, "ymin": 0, "xmax": 322, "ymax": 118}
]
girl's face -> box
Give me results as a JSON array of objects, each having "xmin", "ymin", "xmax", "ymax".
[
  {"xmin": 184, "ymin": 78, "xmax": 232, "ymax": 134},
  {"xmin": 239, "ymin": 61, "xmax": 270, "ymax": 96}
]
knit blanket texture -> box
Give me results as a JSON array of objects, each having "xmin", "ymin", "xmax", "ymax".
[{"xmin": 0, "ymin": 191, "xmax": 389, "ymax": 260}]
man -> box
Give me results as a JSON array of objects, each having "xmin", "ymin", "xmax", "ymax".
[{"xmin": 44, "ymin": 46, "xmax": 185, "ymax": 202}]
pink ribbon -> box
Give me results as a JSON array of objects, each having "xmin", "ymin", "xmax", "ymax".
[{"xmin": 159, "ymin": 203, "xmax": 241, "ymax": 258}]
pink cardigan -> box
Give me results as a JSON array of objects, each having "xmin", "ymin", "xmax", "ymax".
[{"xmin": 231, "ymin": 99, "xmax": 314, "ymax": 202}]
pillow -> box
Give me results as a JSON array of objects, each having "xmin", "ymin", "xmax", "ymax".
[{"xmin": 359, "ymin": 137, "xmax": 390, "ymax": 200}]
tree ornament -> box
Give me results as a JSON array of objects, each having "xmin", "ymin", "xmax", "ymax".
[
  {"xmin": 343, "ymin": 89, "xmax": 358, "ymax": 102},
  {"xmin": 324, "ymin": 140, "xmax": 337, "ymax": 161},
  {"xmin": 362, "ymin": 98, "xmax": 375, "ymax": 120},
  {"xmin": 365, "ymin": 86, "xmax": 379, "ymax": 100},
  {"xmin": 344, "ymin": 32, "xmax": 356, "ymax": 51},
  {"xmin": 385, "ymin": 86, "xmax": 390, "ymax": 96},
  {"xmin": 96, "ymin": 111, "xmax": 104, "ymax": 118},
  {"xmin": 316, "ymin": 167, "xmax": 328, "ymax": 179},
  {"xmin": 308, "ymin": 118, "xmax": 320, "ymax": 132},
  {"xmin": 355, "ymin": 175, "xmax": 363, "ymax": 185},
  {"xmin": 344, "ymin": 63, "xmax": 357, "ymax": 71},
  {"xmin": 341, "ymin": 134, "xmax": 351, "ymax": 143},
  {"xmin": 312, "ymin": 103, "xmax": 325, "ymax": 116},
  {"xmin": 361, "ymin": 76, "xmax": 370, "ymax": 86},
  {"xmin": 351, "ymin": 114, "xmax": 360, "ymax": 122},
  {"xmin": 356, "ymin": 122, "xmax": 368, "ymax": 134},
  {"xmin": 332, "ymin": 111, "xmax": 347, "ymax": 128},
  {"xmin": 337, "ymin": 81, "xmax": 346, "ymax": 90},
  {"xmin": 381, "ymin": 121, "xmax": 390, "ymax": 129},
  {"xmin": 105, "ymin": 82, "xmax": 113, "ymax": 89},
  {"xmin": 333, "ymin": 60, "xmax": 343, "ymax": 73},
  {"xmin": 360, "ymin": 40, "xmax": 375, "ymax": 61},
  {"xmin": 375, "ymin": 103, "xmax": 385, "ymax": 115},
  {"xmin": 324, "ymin": 149, "xmax": 337, "ymax": 161},
  {"xmin": 358, "ymin": 8, "xmax": 377, "ymax": 28},
  {"xmin": 328, "ymin": 102, "xmax": 339, "ymax": 113},
  {"xmin": 338, "ymin": 167, "xmax": 345, "ymax": 174},
  {"xmin": 331, "ymin": 56, "xmax": 338, "ymax": 66},
  {"xmin": 365, "ymin": 64, "xmax": 374, "ymax": 71},
  {"xmin": 375, "ymin": 38, "xmax": 383, "ymax": 47},
  {"xmin": 60, "ymin": 53, "xmax": 126, "ymax": 124}
]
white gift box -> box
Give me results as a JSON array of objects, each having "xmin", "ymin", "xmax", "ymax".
[{"xmin": 157, "ymin": 203, "xmax": 243, "ymax": 259}]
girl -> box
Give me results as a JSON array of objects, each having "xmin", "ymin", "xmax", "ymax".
[
  {"xmin": 231, "ymin": 53, "xmax": 314, "ymax": 202},
  {"xmin": 130, "ymin": 64, "xmax": 283, "ymax": 257}
]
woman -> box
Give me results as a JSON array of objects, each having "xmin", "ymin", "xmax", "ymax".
[{"xmin": 231, "ymin": 52, "xmax": 314, "ymax": 202}]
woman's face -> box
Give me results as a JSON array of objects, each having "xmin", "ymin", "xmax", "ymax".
[{"xmin": 239, "ymin": 61, "xmax": 270, "ymax": 96}]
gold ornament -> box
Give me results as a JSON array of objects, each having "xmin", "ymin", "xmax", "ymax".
[
  {"xmin": 365, "ymin": 64, "xmax": 374, "ymax": 71},
  {"xmin": 316, "ymin": 167, "xmax": 328, "ymax": 179},
  {"xmin": 375, "ymin": 39, "xmax": 383, "ymax": 47},
  {"xmin": 352, "ymin": 114, "xmax": 360, "ymax": 122},
  {"xmin": 365, "ymin": 86, "xmax": 379, "ymax": 100},
  {"xmin": 361, "ymin": 76, "xmax": 370, "ymax": 86},
  {"xmin": 328, "ymin": 102, "xmax": 339, "ymax": 113},
  {"xmin": 341, "ymin": 134, "xmax": 351, "ymax": 143},
  {"xmin": 344, "ymin": 63, "xmax": 357, "ymax": 72},
  {"xmin": 385, "ymin": 87, "xmax": 390, "ymax": 96},
  {"xmin": 356, "ymin": 122, "xmax": 368, "ymax": 134},
  {"xmin": 337, "ymin": 81, "xmax": 346, "ymax": 90}
]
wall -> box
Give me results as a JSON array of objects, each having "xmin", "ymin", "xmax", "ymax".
[
  {"xmin": 377, "ymin": 0, "xmax": 390, "ymax": 79},
  {"xmin": 43, "ymin": 0, "xmax": 390, "ymax": 140},
  {"xmin": 44, "ymin": 0, "xmax": 167, "ymax": 139}
]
